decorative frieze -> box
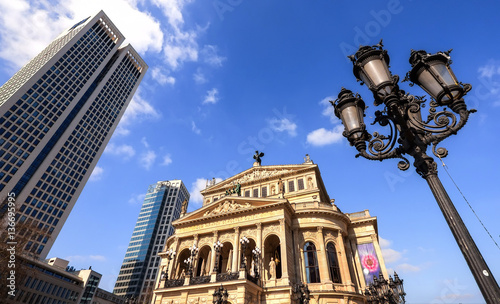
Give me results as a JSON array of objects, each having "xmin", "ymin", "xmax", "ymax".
[{"xmin": 203, "ymin": 201, "xmax": 252, "ymax": 217}]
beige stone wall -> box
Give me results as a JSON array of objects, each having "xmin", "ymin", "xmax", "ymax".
[{"xmin": 154, "ymin": 164, "xmax": 388, "ymax": 304}]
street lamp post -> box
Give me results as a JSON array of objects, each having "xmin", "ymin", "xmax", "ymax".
[
  {"xmin": 186, "ymin": 243, "xmax": 199, "ymax": 276},
  {"xmin": 213, "ymin": 240, "xmax": 224, "ymax": 273},
  {"xmin": 252, "ymin": 247, "xmax": 262, "ymax": 279},
  {"xmin": 239, "ymin": 236, "xmax": 249, "ymax": 270},
  {"xmin": 213, "ymin": 284, "xmax": 229, "ymax": 304},
  {"xmin": 164, "ymin": 249, "xmax": 176, "ymax": 281},
  {"xmin": 365, "ymin": 272, "xmax": 406, "ymax": 304},
  {"xmin": 333, "ymin": 40, "xmax": 500, "ymax": 303}
]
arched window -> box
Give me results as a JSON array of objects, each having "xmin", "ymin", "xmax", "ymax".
[
  {"xmin": 303, "ymin": 242, "xmax": 320, "ymax": 283},
  {"xmin": 327, "ymin": 242, "xmax": 342, "ymax": 283}
]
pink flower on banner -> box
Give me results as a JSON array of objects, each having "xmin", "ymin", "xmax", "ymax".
[{"xmin": 362, "ymin": 254, "xmax": 378, "ymax": 272}]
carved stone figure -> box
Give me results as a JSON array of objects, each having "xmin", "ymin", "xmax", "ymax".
[
  {"xmin": 253, "ymin": 150, "xmax": 264, "ymax": 165},
  {"xmin": 269, "ymin": 258, "xmax": 276, "ymax": 280},
  {"xmin": 181, "ymin": 199, "xmax": 188, "ymax": 215},
  {"xmin": 278, "ymin": 178, "xmax": 285, "ymax": 198}
]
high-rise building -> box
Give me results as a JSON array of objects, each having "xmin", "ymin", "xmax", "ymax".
[
  {"xmin": 113, "ymin": 180, "xmax": 190, "ymax": 302},
  {"xmin": 0, "ymin": 11, "xmax": 147, "ymax": 258}
]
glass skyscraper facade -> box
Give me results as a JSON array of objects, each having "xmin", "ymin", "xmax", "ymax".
[
  {"xmin": 113, "ymin": 180, "xmax": 189, "ymax": 302},
  {"xmin": 0, "ymin": 10, "xmax": 147, "ymax": 259}
]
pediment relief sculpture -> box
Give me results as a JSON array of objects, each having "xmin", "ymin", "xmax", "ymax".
[{"xmin": 203, "ymin": 201, "xmax": 252, "ymax": 217}]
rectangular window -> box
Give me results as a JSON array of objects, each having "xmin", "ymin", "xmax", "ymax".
[
  {"xmin": 244, "ymin": 190, "xmax": 250, "ymax": 197},
  {"xmin": 288, "ymin": 180, "xmax": 295, "ymax": 192},
  {"xmin": 261, "ymin": 186, "xmax": 267, "ymax": 198},
  {"xmin": 253, "ymin": 188, "xmax": 258, "ymax": 197},
  {"xmin": 298, "ymin": 179, "xmax": 305, "ymax": 190}
]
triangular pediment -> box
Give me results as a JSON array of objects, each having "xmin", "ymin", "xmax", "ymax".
[
  {"xmin": 201, "ymin": 164, "xmax": 317, "ymax": 196},
  {"xmin": 174, "ymin": 195, "xmax": 288, "ymax": 225}
]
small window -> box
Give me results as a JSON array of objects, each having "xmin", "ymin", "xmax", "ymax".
[
  {"xmin": 244, "ymin": 190, "xmax": 250, "ymax": 197},
  {"xmin": 261, "ymin": 186, "xmax": 267, "ymax": 198},
  {"xmin": 253, "ymin": 188, "xmax": 258, "ymax": 197},
  {"xmin": 288, "ymin": 181, "xmax": 295, "ymax": 192},
  {"xmin": 298, "ymin": 179, "xmax": 305, "ymax": 190}
]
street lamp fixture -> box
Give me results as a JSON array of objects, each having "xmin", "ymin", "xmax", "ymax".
[
  {"xmin": 163, "ymin": 249, "xmax": 176, "ymax": 282},
  {"xmin": 213, "ymin": 284, "xmax": 229, "ymax": 304},
  {"xmin": 365, "ymin": 272, "xmax": 405, "ymax": 304},
  {"xmin": 213, "ymin": 240, "xmax": 224, "ymax": 273},
  {"xmin": 294, "ymin": 283, "xmax": 310, "ymax": 304},
  {"xmin": 333, "ymin": 40, "xmax": 500, "ymax": 304},
  {"xmin": 252, "ymin": 247, "xmax": 261, "ymax": 279},
  {"xmin": 239, "ymin": 236, "xmax": 249, "ymax": 269},
  {"xmin": 186, "ymin": 243, "xmax": 199, "ymax": 276}
]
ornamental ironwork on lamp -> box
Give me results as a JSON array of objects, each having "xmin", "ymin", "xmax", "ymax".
[
  {"xmin": 164, "ymin": 249, "xmax": 176, "ymax": 281},
  {"xmin": 333, "ymin": 39, "xmax": 500, "ymax": 304},
  {"xmin": 252, "ymin": 247, "xmax": 261, "ymax": 279},
  {"xmin": 239, "ymin": 236, "xmax": 249, "ymax": 269},
  {"xmin": 213, "ymin": 241, "xmax": 223, "ymax": 273},
  {"xmin": 364, "ymin": 272, "xmax": 405, "ymax": 304}
]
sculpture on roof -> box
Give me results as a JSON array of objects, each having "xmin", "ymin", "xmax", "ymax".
[{"xmin": 253, "ymin": 150, "xmax": 264, "ymax": 165}]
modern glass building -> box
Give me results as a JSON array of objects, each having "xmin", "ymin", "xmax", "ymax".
[
  {"xmin": 0, "ymin": 10, "xmax": 147, "ymax": 259},
  {"xmin": 113, "ymin": 180, "xmax": 189, "ymax": 302}
]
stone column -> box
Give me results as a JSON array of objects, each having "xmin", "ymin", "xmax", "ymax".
[
  {"xmin": 371, "ymin": 234, "xmax": 388, "ymax": 278},
  {"xmin": 293, "ymin": 228, "xmax": 301, "ymax": 283},
  {"xmin": 256, "ymin": 223, "xmax": 262, "ymax": 278},
  {"xmin": 171, "ymin": 236, "xmax": 180, "ymax": 279},
  {"xmin": 210, "ymin": 231, "xmax": 218, "ymax": 273},
  {"xmin": 232, "ymin": 227, "xmax": 240, "ymax": 273},
  {"xmin": 336, "ymin": 230, "xmax": 353, "ymax": 291},
  {"xmin": 316, "ymin": 226, "xmax": 330, "ymax": 283},
  {"xmin": 279, "ymin": 219, "xmax": 289, "ymax": 282}
]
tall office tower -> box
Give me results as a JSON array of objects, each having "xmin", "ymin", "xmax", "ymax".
[
  {"xmin": 113, "ymin": 180, "xmax": 189, "ymax": 302},
  {"xmin": 0, "ymin": 10, "xmax": 148, "ymax": 259}
]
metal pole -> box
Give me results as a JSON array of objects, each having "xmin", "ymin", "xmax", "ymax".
[{"xmin": 424, "ymin": 169, "xmax": 500, "ymax": 303}]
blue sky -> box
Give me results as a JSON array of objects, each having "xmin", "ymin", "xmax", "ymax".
[{"xmin": 1, "ymin": 0, "xmax": 499, "ymax": 302}]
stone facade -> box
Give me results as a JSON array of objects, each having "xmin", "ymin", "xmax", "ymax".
[{"xmin": 152, "ymin": 161, "xmax": 388, "ymax": 304}]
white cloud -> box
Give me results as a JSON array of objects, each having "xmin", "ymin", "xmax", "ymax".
[
  {"xmin": 139, "ymin": 150, "xmax": 157, "ymax": 170},
  {"xmin": 192, "ymin": 121, "xmax": 201, "ymax": 134},
  {"xmin": 201, "ymin": 45, "xmax": 226, "ymax": 67},
  {"xmin": 128, "ymin": 193, "xmax": 146, "ymax": 205},
  {"xmin": 193, "ymin": 67, "xmax": 207, "ymax": 84},
  {"xmin": 104, "ymin": 143, "xmax": 135, "ymax": 159},
  {"xmin": 319, "ymin": 96, "xmax": 339, "ymax": 123},
  {"xmin": 89, "ymin": 166, "xmax": 104, "ymax": 181},
  {"xmin": 141, "ymin": 137, "xmax": 150, "ymax": 149},
  {"xmin": 0, "ymin": 0, "xmax": 163, "ymax": 71},
  {"xmin": 306, "ymin": 125, "xmax": 344, "ymax": 146},
  {"xmin": 478, "ymin": 61, "xmax": 500, "ymax": 78},
  {"xmin": 65, "ymin": 254, "xmax": 107, "ymax": 263},
  {"xmin": 151, "ymin": 67, "xmax": 175, "ymax": 85},
  {"xmin": 162, "ymin": 154, "xmax": 172, "ymax": 166},
  {"xmin": 190, "ymin": 177, "xmax": 222, "ymax": 205},
  {"xmin": 116, "ymin": 90, "xmax": 161, "ymax": 136},
  {"xmin": 203, "ymin": 88, "xmax": 219, "ymax": 104},
  {"xmin": 268, "ymin": 118, "xmax": 297, "ymax": 137},
  {"xmin": 152, "ymin": 0, "xmax": 200, "ymax": 69},
  {"xmin": 395, "ymin": 263, "xmax": 420, "ymax": 272}
]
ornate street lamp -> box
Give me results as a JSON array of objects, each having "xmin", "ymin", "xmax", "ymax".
[
  {"xmin": 252, "ymin": 247, "xmax": 262, "ymax": 279},
  {"xmin": 213, "ymin": 284, "xmax": 229, "ymax": 304},
  {"xmin": 365, "ymin": 272, "xmax": 405, "ymax": 304},
  {"xmin": 334, "ymin": 40, "xmax": 500, "ymax": 304},
  {"xmin": 294, "ymin": 283, "xmax": 311, "ymax": 304},
  {"xmin": 163, "ymin": 249, "xmax": 176, "ymax": 282},
  {"xmin": 213, "ymin": 241, "xmax": 224, "ymax": 273},
  {"xmin": 186, "ymin": 243, "xmax": 199, "ymax": 276},
  {"xmin": 239, "ymin": 236, "xmax": 249, "ymax": 269}
]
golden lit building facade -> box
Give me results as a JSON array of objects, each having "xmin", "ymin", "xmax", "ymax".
[{"xmin": 152, "ymin": 156, "xmax": 389, "ymax": 304}]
